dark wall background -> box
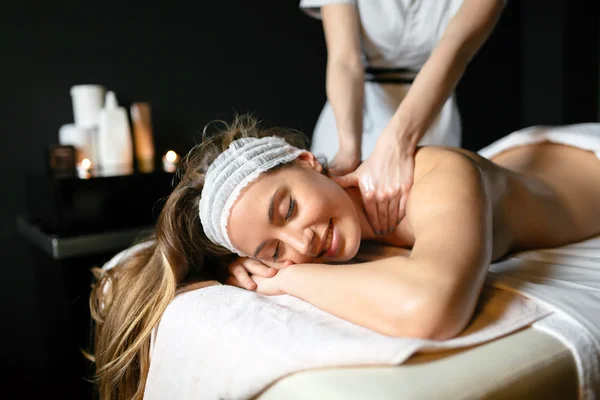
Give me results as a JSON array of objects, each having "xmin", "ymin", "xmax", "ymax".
[{"xmin": 0, "ymin": 0, "xmax": 597, "ymax": 398}]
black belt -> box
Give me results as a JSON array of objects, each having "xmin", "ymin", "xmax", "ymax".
[{"xmin": 364, "ymin": 66, "xmax": 418, "ymax": 84}]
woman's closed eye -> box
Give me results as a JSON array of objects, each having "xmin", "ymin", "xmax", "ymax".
[
  {"xmin": 272, "ymin": 197, "xmax": 295, "ymax": 261},
  {"xmin": 285, "ymin": 197, "xmax": 296, "ymax": 221}
]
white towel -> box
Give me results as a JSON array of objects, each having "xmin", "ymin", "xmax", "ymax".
[
  {"xmin": 143, "ymin": 244, "xmax": 550, "ymax": 400},
  {"xmin": 478, "ymin": 123, "xmax": 600, "ymax": 160},
  {"xmin": 489, "ymin": 239, "xmax": 600, "ymax": 400}
]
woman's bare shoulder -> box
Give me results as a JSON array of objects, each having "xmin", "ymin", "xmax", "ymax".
[
  {"xmin": 413, "ymin": 145, "xmax": 481, "ymax": 184},
  {"xmin": 381, "ymin": 146, "xmax": 488, "ymax": 249},
  {"xmin": 407, "ymin": 145, "xmax": 492, "ymax": 266}
]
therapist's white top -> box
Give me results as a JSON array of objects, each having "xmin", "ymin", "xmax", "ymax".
[{"xmin": 300, "ymin": 0, "xmax": 466, "ymax": 162}]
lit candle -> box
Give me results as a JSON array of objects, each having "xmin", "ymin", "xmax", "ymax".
[
  {"xmin": 162, "ymin": 150, "xmax": 180, "ymax": 173},
  {"xmin": 76, "ymin": 158, "xmax": 93, "ymax": 179}
]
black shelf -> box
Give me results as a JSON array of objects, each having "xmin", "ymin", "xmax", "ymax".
[{"xmin": 17, "ymin": 215, "xmax": 153, "ymax": 260}]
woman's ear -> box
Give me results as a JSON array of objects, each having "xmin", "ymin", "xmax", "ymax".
[{"xmin": 296, "ymin": 151, "xmax": 323, "ymax": 173}]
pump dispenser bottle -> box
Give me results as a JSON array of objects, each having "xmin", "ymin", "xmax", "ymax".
[{"xmin": 97, "ymin": 91, "xmax": 133, "ymax": 176}]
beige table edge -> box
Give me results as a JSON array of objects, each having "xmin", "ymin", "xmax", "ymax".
[{"xmin": 255, "ymin": 327, "xmax": 578, "ymax": 400}]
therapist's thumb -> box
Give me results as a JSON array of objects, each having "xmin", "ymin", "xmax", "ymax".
[{"xmin": 332, "ymin": 172, "xmax": 358, "ymax": 188}]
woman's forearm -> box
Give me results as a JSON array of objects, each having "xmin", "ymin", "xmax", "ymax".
[
  {"xmin": 385, "ymin": 0, "xmax": 504, "ymax": 151},
  {"xmin": 278, "ymin": 256, "xmax": 442, "ymax": 338},
  {"xmin": 326, "ymin": 59, "xmax": 364, "ymax": 154}
]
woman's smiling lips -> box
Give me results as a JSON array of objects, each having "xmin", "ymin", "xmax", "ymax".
[
  {"xmin": 318, "ymin": 219, "xmax": 333, "ymax": 257},
  {"xmin": 320, "ymin": 220, "xmax": 340, "ymax": 258}
]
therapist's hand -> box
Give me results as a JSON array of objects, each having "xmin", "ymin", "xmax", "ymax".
[
  {"xmin": 333, "ymin": 138, "xmax": 414, "ymax": 235},
  {"xmin": 328, "ymin": 146, "xmax": 361, "ymax": 177}
]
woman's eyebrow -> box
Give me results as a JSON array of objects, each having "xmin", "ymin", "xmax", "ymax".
[
  {"xmin": 268, "ymin": 188, "xmax": 280, "ymax": 224},
  {"xmin": 254, "ymin": 188, "xmax": 281, "ymax": 258}
]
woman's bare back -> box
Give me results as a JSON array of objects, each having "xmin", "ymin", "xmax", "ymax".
[
  {"xmin": 488, "ymin": 141, "xmax": 600, "ymax": 251},
  {"xmin": 380, "ymin": 138, "xmax": 600, "ymax": 261}
]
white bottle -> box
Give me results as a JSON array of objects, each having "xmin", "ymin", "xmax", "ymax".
[
  {"xmin": 58, "ymin": 123, "xmax": 96, "ymax": 164},
  {"xmin": 70, "ymin": 84, "xmax": 105, "ymax": 128},
  {"xmin": 97, "ymin": 91, "xmax": 134, "ymax": 176}
]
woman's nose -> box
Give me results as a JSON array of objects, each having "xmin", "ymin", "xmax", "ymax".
[{"xmin": 279, "ymin": 228, "xmax": 315, "ymax": 256}]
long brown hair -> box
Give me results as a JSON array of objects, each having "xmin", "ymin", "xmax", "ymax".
[{"xmin": 87, "ymin": 114, "xmax": 309, "ymax": 400}]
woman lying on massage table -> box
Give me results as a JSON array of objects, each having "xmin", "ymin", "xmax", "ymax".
[{"xmin": 89, "ymin": 115, "xmax": 600, "ymax": 399}]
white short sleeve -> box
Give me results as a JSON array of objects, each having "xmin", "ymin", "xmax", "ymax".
[{"xmin": 299, "ymin": 0, "xmax": 357, "ymax": 20}]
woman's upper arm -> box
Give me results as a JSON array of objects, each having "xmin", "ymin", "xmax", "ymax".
[
  {"xmin": 320, "ymin": 3, "xmax": 361, "ymax": 65},
  {"xmin": 409, "ymin": 152, "xmax": 492, "ymax": 274},
  {"xmin": 406, "ymin": 151, "xmax": 493, "ymax": 337}
]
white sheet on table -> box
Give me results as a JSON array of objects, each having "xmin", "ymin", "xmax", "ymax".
[{"xmin": 488, "ymin": 237, "xmax": 600, "ymax": 400}]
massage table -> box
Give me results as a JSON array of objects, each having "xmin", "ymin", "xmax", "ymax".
[{"xmin": 255, "ymin": 327, "xmax": 578, "ymax": 399}]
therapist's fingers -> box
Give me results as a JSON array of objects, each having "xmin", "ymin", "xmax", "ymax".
[
  {"xmin": 376, "ymin": 197, "xmax": 389, "ymax": 235},
  {"xmin": 363, "ymin": 190, "xmax": 382, "ymax": 235},
  {"xmin": 228, "ymin": 264, "xmax": 256, "ymax": 290},
  {"xmin": 398, "ymin": 191, "xmax": 409, "ymax": 222},
  {"xmin": 331, "ymin": 171, "xmax": 359, "ymax": 188},
  {"xmin": 387, "ymin": 194, "xmax": 400, "ymax": 233}
]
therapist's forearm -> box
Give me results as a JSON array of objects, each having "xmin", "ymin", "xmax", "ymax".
[
  {"xmin": 326, "ymin": 59, "xmax": 364, "ymax": 154},
  {"xmin": 387, "ymin": 37, "xmax": 469, "ymax": 153},
  {"xmin": 385, "ymin": 0, "xmax": 504, "ymax": 152}
]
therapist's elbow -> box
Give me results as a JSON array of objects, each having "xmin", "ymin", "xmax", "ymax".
[{"xmin": 327, "ymin": 56, "xmax": 363, "ymax": 77}]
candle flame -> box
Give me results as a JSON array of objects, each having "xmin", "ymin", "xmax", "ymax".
[{"xmin": 166, "ymin": 150, "xmax": 178, "ymax": 162}]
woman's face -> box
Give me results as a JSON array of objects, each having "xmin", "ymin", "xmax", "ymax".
[{"xmin": 228, "ymin": 152, "xmax": 362, "ymax": 265}]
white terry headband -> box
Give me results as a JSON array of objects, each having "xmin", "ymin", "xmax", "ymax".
[{"xmin": 199, "ymin": 136, "xmax": 305, "ymax": 255}]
